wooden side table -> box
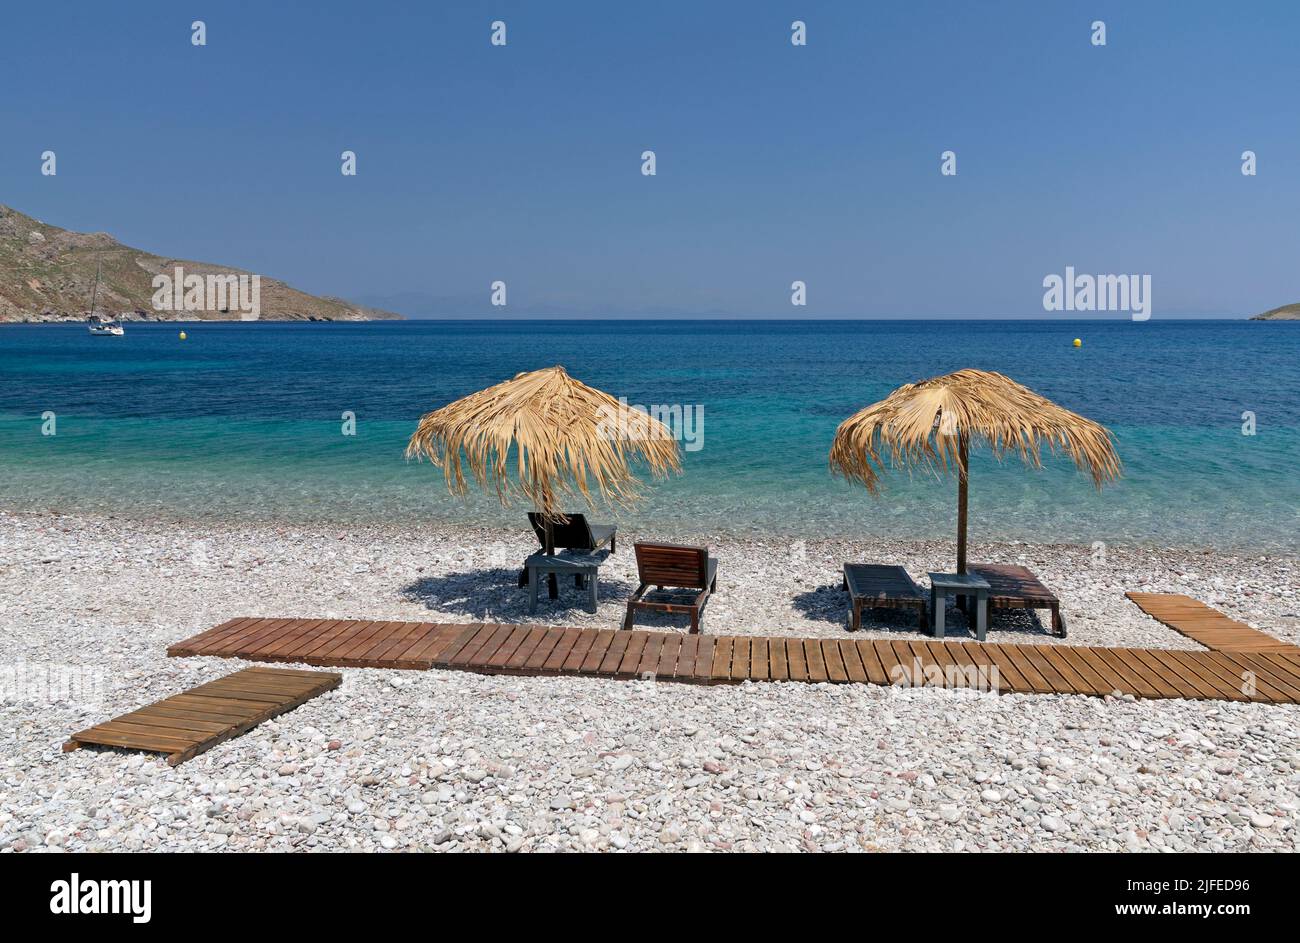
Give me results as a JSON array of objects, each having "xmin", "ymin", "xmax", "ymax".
[{"xmin": 927, "ymin": 572, "xmax": 991, "ymax": 641}]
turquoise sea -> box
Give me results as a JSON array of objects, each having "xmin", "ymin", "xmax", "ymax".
[{"xmin": 0, "ymin": 320, "xmax": 1296, "ymax": 552}]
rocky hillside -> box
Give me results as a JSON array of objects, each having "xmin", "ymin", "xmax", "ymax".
[
  {"xmin": 1251, "ymin": 303, "xmax": 1300, "ymax": 321},
  {"xmin": 0, "ymin": 204, "xmax": 401, "ymax": 322}
]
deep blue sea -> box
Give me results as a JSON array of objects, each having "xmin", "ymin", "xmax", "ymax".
[{"xmin": 1, "ymin": 320, "xmax": 1296, "ymax": 552}]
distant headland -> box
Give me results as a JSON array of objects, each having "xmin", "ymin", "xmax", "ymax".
[
  {"xmin": 1251, "ymin": 303, "xmax": 1300, "ymax": 321},
  {"xmin": 0, "ymin": 204, "xmax": 401, "ymax": 323}
]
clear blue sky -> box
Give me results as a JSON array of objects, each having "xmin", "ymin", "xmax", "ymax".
[{"xmin": 3, "ymin": 1, "xmax": 1296, "ymax": 318}]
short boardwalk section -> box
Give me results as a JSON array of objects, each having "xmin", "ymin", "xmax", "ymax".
[
  {"xmin": 1126, "ymin": 593, "xmax": 1297, "ymax": 654},
  {"xmin": 64, "ymin": 667, "xmax": 341, "ymax": 766},
  {"xmin": 168, "ymin": 618, "xmax": 1300, "ymax": 705}
]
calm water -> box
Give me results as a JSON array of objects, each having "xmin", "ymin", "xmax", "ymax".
[{"xmin": 1, "ymin": 320, "xmax": 1296, "ymax": 552}]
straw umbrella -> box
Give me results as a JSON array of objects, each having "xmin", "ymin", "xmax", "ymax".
[
  {"xmin": 406, "ymin": 365, "xmax": 681, "ymax": 554},
  {"xmin": 829, "ymin": 369, "xmax": 1120, "ymax": 573}
]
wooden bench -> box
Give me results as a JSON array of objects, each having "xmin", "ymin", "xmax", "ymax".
[
  {"xmin": 967, "ymin": 563, "xmax": 1064, "ymax": 637},
  {"xmin": 842, "ymin": 563, "xmax": 928, "ymax": 631}
]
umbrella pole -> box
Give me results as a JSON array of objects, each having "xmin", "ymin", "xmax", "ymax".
[
  {"xmin": 956, "ymin": 433, "xmax": 969, "ymax": 575},
  {"xmin": 543, "ymin": 516, "xmax": 557, "ymax": 599}
]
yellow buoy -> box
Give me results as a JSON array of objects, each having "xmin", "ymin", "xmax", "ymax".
[
  {"xmin": 1072, "ymin": 338, "xmax": 1082, "ymax": 347},
  {"xmin": 179, "ymin": 331, "xmax": 188, "ymax": 340}
]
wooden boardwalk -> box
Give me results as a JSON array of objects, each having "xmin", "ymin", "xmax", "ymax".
[
  {"xmin": 1126, "ymin": 593, "xmax": 1297, "ymax": 653},
  {"xmin": 167, "ymin": 618, "xmax": 1300, "ymax": 704},
  {"xmin": 64, "ymin": 667, "xmax": 341, "ymax": 766}
]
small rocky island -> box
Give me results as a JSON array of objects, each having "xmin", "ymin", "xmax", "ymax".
[{"xmin": 1251, "ymin": 303, "xmax": 1300, "ymax": 320}]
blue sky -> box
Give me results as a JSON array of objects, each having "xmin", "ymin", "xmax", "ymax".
[{"xmin": 3, "ymin": 1, "xmax": 1297, "ymax": 318}]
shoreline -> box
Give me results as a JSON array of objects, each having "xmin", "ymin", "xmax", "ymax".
[{"xmin": 5, "ymin": 505, "xmax": 1290, "ymax": 559}]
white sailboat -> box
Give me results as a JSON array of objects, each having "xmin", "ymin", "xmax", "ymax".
[{"xmin": 85, "ymin": 261, "xmax": 124, "ymax": 336}]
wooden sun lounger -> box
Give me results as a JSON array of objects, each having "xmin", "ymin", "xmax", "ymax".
[
  {"xmin": 842, "ymin": 563, "xmax": 928, "ymax": 631},
  {"xmin": 967, "ymin": 563, "xmax": 1065, "ymax": 637},
  {"xmin": 623, "ymin": 542, "xmax": 718, "ymax": 634}
]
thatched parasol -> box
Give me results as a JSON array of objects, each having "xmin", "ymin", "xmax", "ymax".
[
  {"xmin": 407, "ymin": 365, "xmax": 681, "ymax": 552},
  {"xmin": 829, "ymin": 369, "xmax": 1120, "ymax": 573}
]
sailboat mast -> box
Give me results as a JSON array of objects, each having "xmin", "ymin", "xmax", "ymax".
[{"xmin": 88, "ymin": 259, "xmax": 102, "ymax": 316}]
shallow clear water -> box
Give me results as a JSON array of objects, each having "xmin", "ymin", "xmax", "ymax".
[{"xmin": 1, "ymin": 320, "xmax": 1296, "ymax": 551}]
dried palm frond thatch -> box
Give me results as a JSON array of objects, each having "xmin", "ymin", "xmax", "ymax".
[
  {"xmin": 829, "ymin": 369, "xmax": 1120, "ymax": 571},
  {"xmin": 407, "ymin": 365, "xmax": 681, "ymax": 525}
]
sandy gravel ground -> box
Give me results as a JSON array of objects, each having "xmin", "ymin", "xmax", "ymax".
[{"xmin": 1, "ymin": 510, "xmax": 1296, "ymax": 852}]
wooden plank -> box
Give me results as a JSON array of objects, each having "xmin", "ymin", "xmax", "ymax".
[
  {"xmin": 872, "ymin": 641, "xmax": 903, "ymax": 686},
  {"xmin": 856, "ymin": 641, "xmax": 890, "ymax": 685},
  {"xmin": 636, "ymin": 632, "xmax": 665, "ymax": 678},
  {"xmin": 749, "ymin": 639, "xmax": 769, "ymax": 682},
  {"xmin": 692, "ymin": 636, "xmax": 716, "ymax": 681},
  {"xmin": 433, "ymin": 623, "xmax": 487, "ymax": 667},
  {"xmin": 321, "ymin": 620, "xmax": 391, "ymax": 663},
  {"xmin": 1044, "ymin": 646, "xmax": 1109, "ymax": 696},
  {"xmin": 401, "ymin": 624, "xmax": 460, "ymax": 667},
  {"xmin": 165, "ymin": 617, "xmax": 245, "ymax": 655},
  {"xmin": 941, "ymin": 642, "xmax": 981, "ymax": 689},
  {"xmin": 559, "ymin": 629, "xmax": 598, "ymax": 671},
  {"xmin": 1016, "ymin": 645, "xmax": 1073, "ymax": 695},
  {"xmin": 69, "ymin": 725, "xmax": 199, "ymax": 752},
  {"xmin": 353, "ymin": 621, "xmax": 433, "ymax": 668},
  {"xmin": 233, "ymin": 618, "xmax": 307, "ymax": 659},
  {"xmin": 1200, "ymin": 652, "xmax": 1287, "ymax": 702},
  {"xmin": 1092, "ymin": 648, "xmax": 1162, "ymax": 699},
  {"xmin": 974, "ymin": 645, "xmax": 1031, "ymax": 692},
  {"xmin": 486, "ymin": 625, "xmax": 532, "ymax": 670},
  {"xmin": 201, "ymin": 617, "xmax": 282, "ymax": 656},
  {"xmin": 676, "ymin": 636, "xmax": 700, "ymax": 680},
  {"xmin": 656, "ymin": 634, "xmax": 683, "ymax": 679},
  {"xmin": 459, "ymin": 623, "xmax": 515, "ymax": 669},
  {"xmin": 1162, "ymin": 651, "xmax": 1250, "ymax": 702},
  {"xmin": 381, "ymin": 622, "xmax": 448, "ymax": 667},
  {"xmin": 710, "ymin": 636, "xmax": 734, "ymax": 681},
  {"xmin": 124, "ymin": 703, "xmax": 251, "ymax": 727},
  {"xmin": 537, "ymin": 627, "xmax": 579, "ymax": 673},
  {"xmin": 804, "ymin": 639, "xmax": 829, "ymax": 683},
  {"xmin": 617, "ymin": 631, "xmax": 652, "ymax": 678},
  {"xmin": 171, "ymin": 617, "xmax": 259, "ymax": 656},
  {"xmin": 522, "ymin": 627, "xmax": 566, "ymax": 672},
  {"xmin": 1180, "ymin": 655, "xmax": 1268, "ymax": 697},
  {"xmin": 993, "ymin": 644, "xmax": 1054, "ymax": 694},
  {"xmin": 785, "ymin": 637, "xmax": 808, "ymax": 681},
  {"xmin": 579, "ymin": 629, "xmax": 616, "ymax": 674},
  {"xmin": 256, "ymin": 618, "xmax": 335, "ymax": 660},
  {"xmin": 280, "ymin": 619, "xmax": 358, "ymax": 661},
  {"xmin": 768, "ymin": 638, "xmax": 789, "ymax": 681},
  {"xmin": 1069, "ymin": 647, "xmax": 1127, "ymax": 696},
  {"xmin": 822, "ymin": 640, "xmax": 849, "ymax": 683},
  {"xmin": 1225, "ymin": 654, "xmax": 1300, "ymax": 700},
  {"xmin": 597, "ymin": 630, "xmax": 632, "ymax": 676},
  {"xmin": 1120, "ymin": 649, "xmax": 1192, "ymax": 699},
  {"xmin": 838, "ymin": 640, "xmax": 867, "ymax": 683},
  {"xmin": 730, "ymin": 638, "xmax": 751, "ymax": 681},
  {"xmin": 231, "ymin": 618, "xmax": 315, "ymax": 659}
]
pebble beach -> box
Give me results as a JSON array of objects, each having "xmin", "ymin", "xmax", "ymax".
[{"xmin": 2, "ymin": 509, "xmax": 1298, "ymax": 852}]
